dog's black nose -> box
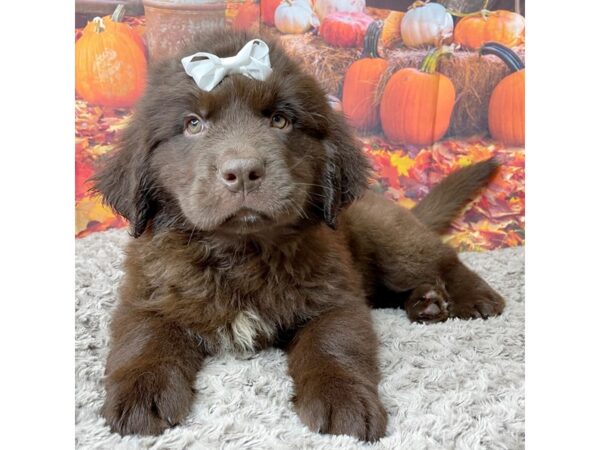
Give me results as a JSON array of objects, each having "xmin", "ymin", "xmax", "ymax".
[{"xmin": 219, "ymin": 158, "xmax": 265, "ymax": 193}]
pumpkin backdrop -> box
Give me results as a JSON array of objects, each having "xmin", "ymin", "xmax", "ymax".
[{"xmin": 75, "ymin": 0, "xmax": 525, "ymax": 251}]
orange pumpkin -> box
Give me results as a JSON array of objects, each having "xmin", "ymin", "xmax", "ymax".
[
  {"xmin": 342, "ymin": 21, "xmax": 389, "ymax": 131},
  {"xmin": 320, "ymin": 12, "xmax": 374, "ymax": 48},
  {"xmin": 233, "ymin": 0, "xmax": 260, "ymax": 31},
  {"xmin": 380, "ymin": 10, "xmax": 404, "ymax": 48},
  {"xmin": 76, "ymin": 13, "xmax": 147, "ymax": 108},
  {"xmin": 261, "ymin": 0, "xmax": 282, "ymax": 26},
  {"xmin": 480, "ymin": 42, "xmax": 524, "ymax": 146},
  {"xmin": 103, "ymin": 4, "xmax": 146, "ymax": 55},
  {"xmin": 380, "ymin": 46, "xmax": 455, "ymax": 146},
  {"xmin": 454, "ymin": 10, "xmax": 525, "ymax": 49}
]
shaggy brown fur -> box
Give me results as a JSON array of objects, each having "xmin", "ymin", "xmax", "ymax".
[{"xmin": 92, "ymin": 28, "xmax": 505, "ymax": 442}]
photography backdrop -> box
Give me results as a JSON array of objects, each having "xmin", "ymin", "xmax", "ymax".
[{"xmin": 75, "ymin": 0, "xmax": 524, "ymax": 251}]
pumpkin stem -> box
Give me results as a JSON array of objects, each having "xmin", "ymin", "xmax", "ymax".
[
  {"xmin": 92, "ymin": 17, "xmax": 106, "ymax": 33},
  {"xmin": 420, "ymin": 45, "xmax": 454, "ymax": 74},
  {"xmin": 408, "ymin": 0, "xmax": 429, "ymax": 11},
  {"xmin": 480, "ymin": 42, "xmax": 524, "ymax": 72},
  {"xmin": 447, "ymin": 0, "xmax": 490, "ymax": 17},
  {"xmin": 362, "ymin": 20, "xmax": 383, "ymax": 59},
  {"xmin": 111, "ymin": 4, "xmax": 126, "ymax": 23}
]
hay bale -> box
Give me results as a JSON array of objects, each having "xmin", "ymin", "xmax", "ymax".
[
  {"xmin": 376, "ymin": 46, "xmax": 525, "ymax": 137},
  {"xmin": 272, "ymin": 32, "xmax": 360, "ymax": 96}
]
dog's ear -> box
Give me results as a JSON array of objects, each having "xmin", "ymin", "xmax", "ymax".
[
  {"xmin": 320, "ymin": 111, "xmax": 371, "ymax": 228},
  {"xmin": 91, "ymin": 115, "xmax": 156, "ymax": 238}
]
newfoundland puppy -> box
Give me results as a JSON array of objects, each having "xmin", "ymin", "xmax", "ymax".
[{"xmin": 93, "ymin": 28, "xmax": 505, "ymax": 441}]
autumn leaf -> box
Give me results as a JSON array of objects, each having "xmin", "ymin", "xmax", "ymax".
[
  {"xmin": 390, "ymin": 153, "xmax": 415, "ymax": 177},
  {"xmin": 75, "ymin": 195, "xmax": 127, "ymax": 237},
  {"xmin": 398, "ymin": 197, "xmax": 416, "ymax": 209},
  {"xmin": 379, "ymin": 162, "xmax": 402, "ymax": 189},
  {"xmin": 75, "ymin": 158, "xmax": 95, "ymax": 201}
]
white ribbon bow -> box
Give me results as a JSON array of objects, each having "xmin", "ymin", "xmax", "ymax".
[{"xmin": 181, "ymin": 39, "xmax": 273, "ymax": 92}]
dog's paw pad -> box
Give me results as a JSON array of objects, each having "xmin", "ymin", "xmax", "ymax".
[{"xmin": 406, "ymin": 285, "xmax": 449, "ymax": 324}]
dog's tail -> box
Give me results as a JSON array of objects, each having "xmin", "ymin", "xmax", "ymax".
[{"xmin": 411, "ymin": 157, "xmax": 500, "ymax": 234}]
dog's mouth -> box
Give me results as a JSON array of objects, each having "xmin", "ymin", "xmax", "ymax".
[{"xmin": 219, "ymin": 208, "xmax": 273, "ymax": 232}]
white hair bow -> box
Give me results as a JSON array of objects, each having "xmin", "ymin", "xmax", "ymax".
[{"xmin": 181, "ymin": 39, "xmax": 273, "ymax": 92}]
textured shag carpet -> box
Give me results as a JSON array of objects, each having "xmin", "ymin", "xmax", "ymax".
[{"xmin": 76, "ymin": 229, "xmax": 524, "ymax": 450}]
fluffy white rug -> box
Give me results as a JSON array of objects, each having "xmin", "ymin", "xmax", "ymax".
[{"xmin": 76, "ymin": 229, "xmax": 524, "ymax": 450}]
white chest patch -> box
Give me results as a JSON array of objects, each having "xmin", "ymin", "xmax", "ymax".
[{"xmin": 217, "ymin": 310, "xmax": 275, "ymax": 353}]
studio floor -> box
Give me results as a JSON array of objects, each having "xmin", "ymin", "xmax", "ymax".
[{"xmin": 76, "ymin": 229, "xmax": 524, "ymax": 449}]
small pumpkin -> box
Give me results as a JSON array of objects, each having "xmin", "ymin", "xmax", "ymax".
[
  {"xmin": 274, "ymin": 0, "xmax": 319, "ymax": 34},
  {"xmin": 260, "ymin": 0, "xmax": 282, "ymax": 26},
  {"xmin": 314, "ymin": 0, "xmax": 366, "ymax": 22},
  {"xmin": 75, "ymin": 10, "xmax": 147, "ymax": 108},
  {"xmin": 380, "ymin": 46, "xmax": 455, "ymax": 146},
  {"xmin": 320, "ymin": 12, "xmax": 374, "ymax": 48},
  {"xmin": 233, "ymin": 0, "xmax": 260, "ymax": 32},
  {"xmin": 480, "ymin": 42, "xmax": 524, "ymax": 146},
  {"xmin": 342, "ymin": 21, "xmax": 389, "ymax": 131},
  {"xmin": 401, "ymin": 1, "xmax": 454, "ymax": 48},
  {"xmin": 454, "ymin": 10, "xmax": 525, "ymax": 49},
  {"xmin": 380, "ymin": 11, "xmax": 404, "ymax": 48}
]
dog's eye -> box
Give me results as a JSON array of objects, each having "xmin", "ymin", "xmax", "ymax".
[
  {"xmin": 184, "ymin": 115, "xmax": 206, "ymax": 136},
  {"xmin": 270, "ymin": 113, "xmax": 290, "ymax": 130}
]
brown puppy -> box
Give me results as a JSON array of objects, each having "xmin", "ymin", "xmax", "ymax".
[{"xmin": 93, "ymin": 28, "xmax": 504, "ymax": 442}]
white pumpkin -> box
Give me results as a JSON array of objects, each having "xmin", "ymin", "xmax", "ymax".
[
  {"xmin": 275, "ymin": 0, "xmax": 319, "ymax": 34},
  {"xmin": 401, "ymin": 2, "xmax": 454, "ymax": 48},
  {"xmin": 314, "ymin": 0, "xmax": 365, "ymax": 22}
]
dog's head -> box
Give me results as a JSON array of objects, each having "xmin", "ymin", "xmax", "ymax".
[{"xmin": 93, "ymin": 29, "xmax": 370, "ymax": 238}]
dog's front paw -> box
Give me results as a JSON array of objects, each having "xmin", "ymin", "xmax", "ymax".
[
  {"xmin": 294, "ymin": 376, "xmax": 387, "ymax": 442},
  {"xmin": 102, "ymin": 364, "xmax": 195, "ymax": 436},
  {"xmin": 449, "ymin": 286, "xmax": 505, "ymax": 319}
]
